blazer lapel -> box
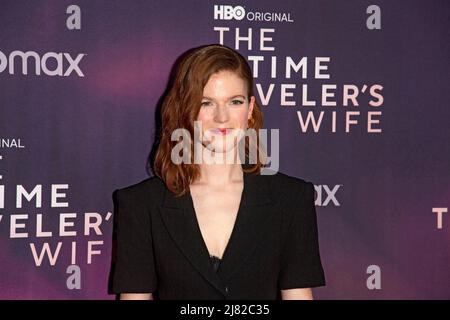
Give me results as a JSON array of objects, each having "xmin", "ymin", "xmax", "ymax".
[
  {"xmin": 217, "ymin": 172, "xmax": 275, "ymax": 281},
  {"xmin": 159, "ymin": 171, "xmax": 275, "ymax": 294},
  {"xmin": 159, "ymin": 183, "xmax": 226, "ymax": 296}
]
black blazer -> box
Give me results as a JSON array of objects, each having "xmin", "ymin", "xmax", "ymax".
[{"xmin": 111, "ymin": 171, "xmax": 325, "ymax": 299}]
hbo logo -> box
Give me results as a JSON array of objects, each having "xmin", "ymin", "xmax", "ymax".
[{"xmin": 214, "ymin": 5, "xmax": 245, "ymax": 21}]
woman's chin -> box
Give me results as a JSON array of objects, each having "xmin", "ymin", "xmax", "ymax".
[{"xmin": 202, "ymin": 142, "xmax": 238, "ymax": 155}]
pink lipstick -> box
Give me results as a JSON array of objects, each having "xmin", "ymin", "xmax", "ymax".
[{"xmin": 210, "ymin": 128, "xmax": 232, "ymax": 135}]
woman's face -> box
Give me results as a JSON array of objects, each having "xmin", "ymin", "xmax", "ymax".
[{"xmin": 197, "ymin": 70, "xmax": 255, "ymax": 154}]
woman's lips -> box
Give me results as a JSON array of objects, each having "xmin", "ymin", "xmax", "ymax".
[{"xmin": 209, "ymin": 128, "xmax": 233, "ymax": 135}]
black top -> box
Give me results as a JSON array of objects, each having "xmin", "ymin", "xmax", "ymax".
[
  {"xmin": 111, "ymin": 171, "xmax": 326, "ymax": 299},
  {"xmin": 210, "ymin": 255, "xmax": 221, "ymax": 273}
]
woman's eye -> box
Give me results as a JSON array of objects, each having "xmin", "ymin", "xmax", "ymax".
[{"xmin": 201, "ymin": 100, "xmax": 243, "ymax": 107}]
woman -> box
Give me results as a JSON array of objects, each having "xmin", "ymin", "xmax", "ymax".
[{"xmin": 111, "ymin": 44, "xmax": 325, "ymax": 300}]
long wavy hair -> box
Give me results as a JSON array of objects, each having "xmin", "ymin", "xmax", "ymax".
[{"xmin": 153, "ymin": 44, "xmax": 265, "ymax": 197}]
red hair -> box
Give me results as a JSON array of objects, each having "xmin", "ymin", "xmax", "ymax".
[{"xmin": 152, "ymin": 44, "xmax": 266, "ymax": 196}]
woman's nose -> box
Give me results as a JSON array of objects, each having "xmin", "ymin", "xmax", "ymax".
[{"xmin": 213, "ymin": 105, "xmax": 229, "ymax": 123}]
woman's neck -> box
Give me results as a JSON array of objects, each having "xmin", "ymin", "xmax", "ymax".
[
  {"xmin": 192, "ymin": 143, "xmax": 244, "ymax": 186},
  {"xmin": 195, "ymin": 162, "xmax": 244, "ymax": 186}
]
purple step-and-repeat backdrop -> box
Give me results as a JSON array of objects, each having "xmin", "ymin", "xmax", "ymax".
[{"xmin": 0, "ymin": 0, "xmax": 449, "ymax": 299}]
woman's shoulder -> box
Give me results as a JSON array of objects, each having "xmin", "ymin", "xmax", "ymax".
[
  {"xmin": 114, "ymin": 175, "xmax": 166, "ymax": 201},
  {"xmin": 253, "ymin": 170, "xmax": 315, "ymax": 207},
  {"xmin": 261, "ymin": 171, "xmax": 316, "ymax": 219},
  {"xmin": 259, "ymin": 169, "xmax": 314, "ymax": 191}
]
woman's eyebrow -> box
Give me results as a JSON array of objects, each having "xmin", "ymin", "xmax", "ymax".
[{"xmin": 202, "ymin": 95, "xmax": 245, "ymax": 100}]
